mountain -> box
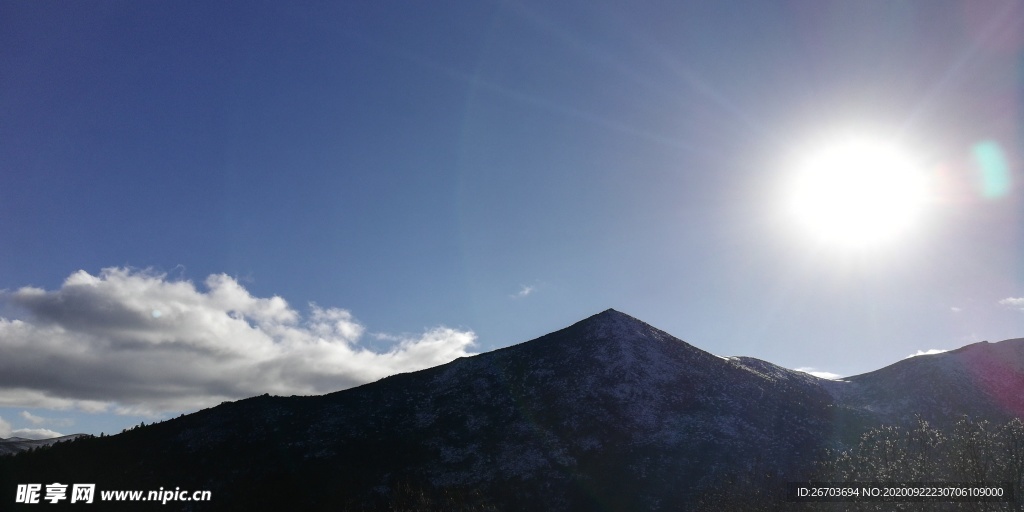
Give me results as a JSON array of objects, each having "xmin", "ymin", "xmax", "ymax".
[
  {"xmin": 826, "ymin": 338, "xmax": 1024, "ymax": 430},
  {"xmin": 1, "ymin": 309, "xmax": 1022, "ymax": 511},
  {"xmin": 0, "ymin": 435, "xmax": 89, "ymax": 456}
]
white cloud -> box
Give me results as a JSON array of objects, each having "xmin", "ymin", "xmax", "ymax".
[
  {"xmin": 510, "ymin": 285, "xmax": 535, "ymax": 299},
  {"xmin": 20, "ymin": 411, "xmax": 44, "ymax": 425},
  {"xmin": 0, "ymin": 416, "xmax": 10, "ymax": 438},
  {"xmin": 907, "ymin": 349, "xmax": 949, "ymax": 358},
  {"xmin": 0, "ymin": 389, "xmax": 110, "ymax": 413},
  {"xmin": 19, "ymin": 411, "xmax": 72, "ymax": 427},
  {"xmin": 0, "ymin": 268, "xmax": 477, "ymax": 415},
  {"xmin": 1000, "ymin": 297, "xmax": 1024, "ymax": 309},
  {"xmin": 950, "ymin": 306, "xmax": 962, "ymax": 313},
  {"xmin": 12, "ymin": 428, "xmax": 63, "ymax": 440},
  {"xmin": 794, "ymin": 367, "xmax": 842, "ymax": 380}
]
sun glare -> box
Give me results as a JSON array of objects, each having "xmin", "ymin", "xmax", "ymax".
[{"xmin": 786, "ymin": 137, "xmax": 930, "ymax": 249}]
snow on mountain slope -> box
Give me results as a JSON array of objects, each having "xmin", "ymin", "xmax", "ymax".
[{"xmin": 0, "ymin": 434, "xmax": 89, "ymax": 456}]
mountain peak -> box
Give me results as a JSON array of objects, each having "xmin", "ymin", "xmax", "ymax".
[
  {"xmin": 590, "ymin": 307, "xmax": 627, "ymax": 318},
  {"xmin": 578, "ymin": 308, "xmax": 643, "ymax": 325},
  {"xmin": 571, "ymin": 308, "xmax": 659, "ymax": 340}
]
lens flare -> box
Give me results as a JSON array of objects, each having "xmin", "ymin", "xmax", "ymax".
[{"xmin": 971, "ymin": 140, "xmax": 1011, "ymax": 199}]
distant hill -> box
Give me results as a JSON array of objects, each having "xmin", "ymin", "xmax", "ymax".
[
  {"xmin": 0, "ymin": 434, "xmax": 90, "ymax": 456},
  {"xmin": 834, "ymin": 338, "xmax": 1024, "ymax": 428},
  {"xmin": 2, "ymin": 309, "xmax": 1022, "ymax": 510}
]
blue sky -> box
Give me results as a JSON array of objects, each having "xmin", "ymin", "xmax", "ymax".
[{"xmin": 1, "ymin": 1, "xmax": 1023, "ymax": 437}]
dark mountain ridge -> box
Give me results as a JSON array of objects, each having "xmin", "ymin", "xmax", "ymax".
[
  {"xmin": 829, "ymin": 338, "xmax": 1024, "ymax": 429},
  {"xmin": 2, "ymin": 309, "xmax": 1022, "ymax": 510}
]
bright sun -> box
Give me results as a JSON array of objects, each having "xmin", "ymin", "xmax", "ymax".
[{"xmin": 786, "ymin": 136, "xmax": 930, "ymax": 249}]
